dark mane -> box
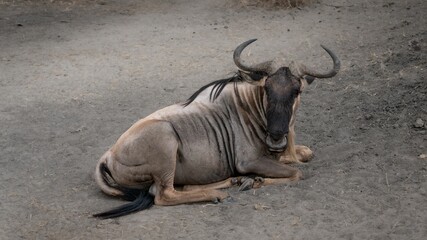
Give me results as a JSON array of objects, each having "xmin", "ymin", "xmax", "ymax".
[{"xmin": 183, "ymin": 72, "xmax": 243, "ymax": 107}]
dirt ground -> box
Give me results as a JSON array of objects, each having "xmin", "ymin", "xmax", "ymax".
[{"xmin": 0, "ymin": 0, "xmax": 426, "ymax": 239}]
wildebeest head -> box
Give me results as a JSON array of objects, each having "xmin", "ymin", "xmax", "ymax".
[{"xmin": 234, "ymin": 39, "xmax": 340, "ymax": 152}]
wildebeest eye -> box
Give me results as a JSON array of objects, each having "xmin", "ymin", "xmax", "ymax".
[{"xmin": 248, "ymin": 71, "xmax": 267, "ymax": 81}]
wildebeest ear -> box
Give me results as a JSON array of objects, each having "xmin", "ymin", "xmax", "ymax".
[
  {"xmin": 303, "ymin": 75, "xmax": 316, "ymax": 84},
  {"xmin": 239, "ymin": 70, "xmax": 267, "ymax": 86}
]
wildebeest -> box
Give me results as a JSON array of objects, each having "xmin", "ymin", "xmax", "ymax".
[{"xmin": 93, "ymin": 39, "xmax": 340, "ymax": 218}]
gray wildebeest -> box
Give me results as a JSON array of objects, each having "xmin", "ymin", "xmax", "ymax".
[{"xmin": 93, "ymin": 39, "xmax": 340, "ymax": 218}]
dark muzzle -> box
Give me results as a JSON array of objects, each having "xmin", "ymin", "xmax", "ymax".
[{"xmin": 265, "ymin": 133, "xmax": 288, "ymax": 152}]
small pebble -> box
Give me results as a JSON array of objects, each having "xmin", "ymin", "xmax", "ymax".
[
  {"xmin": 414, "ymin": 118, "xmax": 424, "ymax": 128},
  {"xmin": 254, "ymin": 203, "xmax": 270, "ymax": 210}
]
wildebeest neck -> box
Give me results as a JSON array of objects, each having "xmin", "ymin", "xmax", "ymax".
[{"xmin": 233, "ymin": 83, "xmax": 268, "ymax": 139}]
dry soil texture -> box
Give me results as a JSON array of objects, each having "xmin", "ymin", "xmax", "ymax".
[{"xmin": 0, "ymin": 0, "xmax": 426, "ymax": 239}]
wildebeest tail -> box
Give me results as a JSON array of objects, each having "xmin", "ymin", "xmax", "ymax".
[
  {"xmin": 94, "ymin": 153, "xmax": 154, "ymax": 218},
  {"xmin": 94, "ymin": 152, "xmax": 124, "ymax": 197},
  {"xmin": 93, "ymin": 189, "xmax": 154, "ymax": 219}
]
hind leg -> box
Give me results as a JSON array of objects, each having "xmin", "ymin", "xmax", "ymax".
[
  {"xmin": 180, "ymin": 176, "xmax": 286, "ymax": 192},
  {"xmin": 152, "ymin": 155, "xmax": 228, "ymax": 205},
  {"xmin": 154, "ymin": 185, "xmax": 228, "ymax": 206},
  {"xmin": 181, "ymin": 176, "xmax": 282, "ymax": 192},
  {"xmin": 152, "ymin": 173, "xmax": 228, "ymax": 206},
  {"xmin": 181, "ymin": 177, "xmax": 242, "ymax": 191},
  {"xmin": 138, "ymin": 121, "xmax": 229, "ymax": 206}
]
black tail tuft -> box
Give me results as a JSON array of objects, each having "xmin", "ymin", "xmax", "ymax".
[
  {"xmin": 99, "ymin": 162, "xmax": 144, "ymax": 201},
  {"xmin": 93, "ymin": 190, "xmax": 154, "ymax": 219}
]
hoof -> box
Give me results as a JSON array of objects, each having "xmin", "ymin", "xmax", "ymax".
[
  {"xmin": 212, "ymin": 197, "xmax": 220, "ymax": 204},
  {"xmin": 254, "ymin": 176, "xmax": 264, "ymax": 183},
  {"xmin": 231, "ymin": 177, "xmax": 240, "ymax": 185},
  {"xmin": 291, "ymin": 170, "xmax": 303, "ymax": 181},
  {"xmin": 238, "ymin": 177, "xmax": 254, "ymax": 191},
  {"xmin": 252, "ymin": 176, "xmax": 265, "ymax": 189},
  {"xmin": 279, "ymin": 145, "xmax": 313, "ymax": 163},
  {"xmin": 297, "ymin": 146, "xmax": 313, "ymax": 162}
]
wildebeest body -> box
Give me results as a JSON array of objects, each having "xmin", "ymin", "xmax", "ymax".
[{"xmin": 108, "ymin": 83, "xmax": 267, "ymax": 187}]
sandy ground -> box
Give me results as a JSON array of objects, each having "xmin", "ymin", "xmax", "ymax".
[{"xmin": 0, "ymin": 0, "xmax": 426, "ymax": 239}]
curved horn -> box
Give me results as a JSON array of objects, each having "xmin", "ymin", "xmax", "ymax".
[
  {"xmin": 233, "ymin": 39, "xmax": 267, "ymax": 73},
  {"xmin": 299, "ymin": 45, "xmax": 341, "ymax": 78}
]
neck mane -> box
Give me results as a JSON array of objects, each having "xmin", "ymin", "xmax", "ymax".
[
  {"xmin": 233, "ymin": 83, "xmax": 267, "ymax": 130},
  {"xmin": 183, "ymin": 73, "xmax": 244, "ymax": 107}
]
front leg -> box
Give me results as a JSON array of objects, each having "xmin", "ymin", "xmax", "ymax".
[
  {"xmin": 280, "ymin": 145, "xmax": 313, "ymax": 163},
  {"xmin": 279, "ymin": 128, "xmax": 313, "ymax": 163},
  {"xmin": 237, "ymin": 157, "xmax": 302, "ymax": 181}
]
